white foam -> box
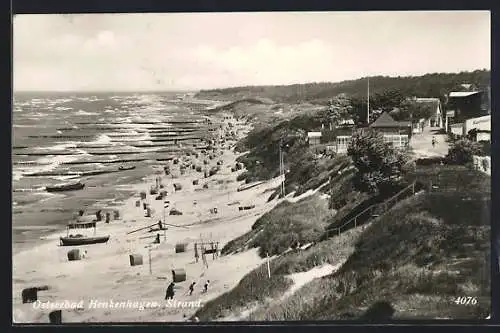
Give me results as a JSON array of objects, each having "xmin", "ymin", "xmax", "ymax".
[
  {"xmin": 75, "ymin": 110, "xmax": 99, "ymax": 116},
  {"xmin": 95, "ymin": 134, "xmax": 113, "ymax": 144}
]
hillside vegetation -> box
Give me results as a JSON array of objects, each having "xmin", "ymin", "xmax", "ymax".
[
  {"xmin": 194, "ymin": 162, "xmax": 490, "ymax": 321},
  {"xmin": 196, "ymin": 70, "xmax": 490, "ymax": 105},
  {"xmin": 222, "ymin": 194, "xmax": 334, "ymax": 257},
  {"xmin": 250, "ymin": 173, "xmax": 490, "ymax": 320}
]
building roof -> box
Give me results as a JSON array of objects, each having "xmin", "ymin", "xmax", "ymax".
[
  {"xmin": 307, "ymin": 132, "xmax": 322, "ymax": 138},
  {"xmin": 414, "ymin": 97, "xmax": 440, "ymax": 102},
  {"xmin": 338, "ymin": 118, "xmax": 355, "ymax": 125},
  {"xmin": 449, "ymin": 91, "xmax": 481, "ymax": 98},
  {"xmin": 369, "ymin": 112, "xmax": 410, "ymax": 128},
  {"xmin": 413, "ymin": 97, "xmax": 441, "ymax": 109}
]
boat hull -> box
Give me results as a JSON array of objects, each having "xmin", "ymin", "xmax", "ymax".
[
  {"xmin": 118, "ymin": 166, "xmax": 136, "ymax": 171},
  {"xmin": 59, "ymin": 236, "xmax": 110, "ymax": 246},
  {"xmin": 46, "ymin": 182, "xmax": 85, "ymax": 192}
]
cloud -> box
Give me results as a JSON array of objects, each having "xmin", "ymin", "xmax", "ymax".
[
  {"xmin": 193, "ymin": 38, "xmax": 338, "ymax": 86},
  {"xmin": 13, "ymin": 12, "xmax": 490, "ymax": 91}
]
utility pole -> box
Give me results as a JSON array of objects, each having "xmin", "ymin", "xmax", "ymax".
[
  {"xmin": 266, "ymin": 252, "xmax": 271, "ymax": 279},
  {"xmin": 148, "ymin": 248, "xmax": 152, "ymax": 275},
  {"xmin": 279, "ymin": 139, "xmax": 284, "ymax": 197},
  {"xmin": 163, "ymin": 200, "xmax": 169, "ymax": 241},
  {"xmin": 367, "ymin": 77, "xmax": 370, "ymax": 125}
]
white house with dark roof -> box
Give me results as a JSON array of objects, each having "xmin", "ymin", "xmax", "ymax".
[
  {"xmin": 369, "ymin": 112, "xmax": 412, "ymax": 149},
  {"xmin": 307, "ymin": 131, "xmax": 322, "ymax": 146},
  {"xmin": 411, "ymin": 97, "xmax": 443, "ymax": 128}
]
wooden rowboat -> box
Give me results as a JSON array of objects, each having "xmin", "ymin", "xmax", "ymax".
[{"xmin": 59, "ymin": 235, "xmax": 110, "ymax": 246}]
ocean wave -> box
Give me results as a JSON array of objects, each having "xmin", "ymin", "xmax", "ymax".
[
  {"xmin": 13, "ymin": 161, "xmax": 53, "ymax": 166},
  {"xmin": 94, "ymin": 134, "xmax": 113, "ymax": 144},
  {"xmin": 14, "ymin": 154, "xmax": 83, "ymax": 182},
  {"xmin": 55, "ymin": 106, "xmax": 73, "ymax": 111},
  {"xmin": 43, "ymin": 143, "xmax": 78, "ymax": 151},
  {"xmin": 74, "ymin": 110, "xmax": 99, "ymax": 116},
  {"xmin": 12, "ymin": 187, "xmax": 47, "ymax": 193},
  {"xmin": 51, "ymin": 175, "xmax": 81, "ymax": 181}
]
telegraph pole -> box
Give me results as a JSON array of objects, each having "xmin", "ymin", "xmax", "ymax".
[
  {"xmin": 279, "ymin": 139, "xmax": 284, "ymax": 197},
  {"xmin": 281, "ymin": 145, "xmax": 285, "ymax": 196},
  {"xmin": 367, "ymin": 77, "xmax": 370, "ymax": 125},
  {"xmin": 163, "ymin": 200, "xmax": 169, "ymax": 241}
]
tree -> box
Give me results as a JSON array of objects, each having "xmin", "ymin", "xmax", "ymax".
[
  {"xmin": 392, "ymin": 99, "xmax": 435, "ymax": 122},
  {"xmin": 347, "ymin": 129, "xmax": 408, "ymax": 194},
  {"xmin": 446, "ymin": 139, "xmax": 483, "ymax": 165},
  {"xmin": 316, "ymin": 94, "xmax": 354, "ymax": 128}
]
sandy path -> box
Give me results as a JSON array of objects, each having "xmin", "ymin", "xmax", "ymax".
[
  {"xmin": 410, "ymin": 126, "xmax": 449, "ymax": 158},
  {"xmin": 12, "ymin": 122, "xmax": 283, "ymax": 323},
  {"xmin": 222, "ymin": 262, "xmax": 343, "ymax": 322},
  {"xmin": 283, "ymin": 263, "xmax": 342, "ymax": 298}
]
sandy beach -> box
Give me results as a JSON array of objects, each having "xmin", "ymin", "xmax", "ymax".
[{"xmin": 12, "ymin": 120, "xmax": 284, "ymax": 323}]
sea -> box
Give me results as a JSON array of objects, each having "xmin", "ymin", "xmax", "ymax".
[{"xmin": 12, "ymin": 91, "xmax": 219, "ymax": 254}]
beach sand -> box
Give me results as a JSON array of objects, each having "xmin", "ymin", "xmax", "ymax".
[{"xmin": 12, "ymin": 121, "xmax": 284, "ymax": 323}]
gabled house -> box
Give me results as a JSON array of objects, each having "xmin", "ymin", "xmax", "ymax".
[
  {"xmin": 412, "ymin": 97, "xmax": 443, "ymax": 128},
  {"xmin": 369, "ymin": 112, "xmax": 411, "ymax": 149}
]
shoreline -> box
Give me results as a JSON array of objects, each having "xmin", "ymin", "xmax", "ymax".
[{"xmin": 13, "ymin": 118, "xmax": 285, "ymax": 323}]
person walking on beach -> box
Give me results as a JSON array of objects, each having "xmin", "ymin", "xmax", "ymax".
[
  {"xmin": 188, "ymin": 282, "xmax": 196, "ymax": 296},
  {"xmin": 165, "ymin": 282, "xmax": 175, "ymax": 300},
  {"xmin": 203, "ymin": 280, "xmax": 210, "ymax": 293},
  {"xmin": 431, "ymin": 136, "xmax": 437, "ymax": 148}
]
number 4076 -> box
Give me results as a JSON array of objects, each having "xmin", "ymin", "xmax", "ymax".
[{"xmin": 454, "ymin": 297, "xmax": 478, "ymax": 305}]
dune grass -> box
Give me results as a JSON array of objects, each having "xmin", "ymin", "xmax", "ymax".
[
  {"xmin": 195, "ymin": 225, "xmax": 364, "ymax": 321},
  {"xmin": 222, "ymin": 194, "xmax": 334, "ymax": 257},
  {"xmin": 250, "ymin": 180, "xmax": 490, "ymax": 320},
  {"xmin": 210, "ymin": 164, "xmax": 490, "ymax": 321},
  {"xmin": 192, "ymin": 261, "xmax": 293, "ymax": 321}
]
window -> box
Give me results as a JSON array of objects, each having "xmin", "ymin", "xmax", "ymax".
[{"xmin": 382, "ymin": 134, "xmax": 408, "ymax": 149}]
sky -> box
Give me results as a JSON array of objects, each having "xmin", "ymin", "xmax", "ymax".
[{"xmin": 13, "ymin": 11, "xmax": 490, "ymax": 92}]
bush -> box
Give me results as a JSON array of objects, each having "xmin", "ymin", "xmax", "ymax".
[
  {"xmin": 347, "ymin": 129, "xmax": 408, "ymax": 194},
  {"xmin": 415, "ymin": 157, "xmax": 446, "ymax": 166},
  {"xmin": 478, "ymin": 141, "xmax": 490, "ymax": 156},
  {"xmin": 446, "ymin": 139, "xmax": 482, "ymax": 165}
]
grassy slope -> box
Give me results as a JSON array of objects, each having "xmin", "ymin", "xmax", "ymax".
[
  {"xmin": 194, "ymin": 225, "xmax": 364, "ymax": 321},
  {"xmin": 252, "ymin": 166, "xmax": 491, "ymax": 320},
  {"xmin": 222, "ymin": 194, "xmax": 334, "ymax": 257},
  {"xmin": 196, "ymin": 165, "xmax": 490, "ymax": 321}
]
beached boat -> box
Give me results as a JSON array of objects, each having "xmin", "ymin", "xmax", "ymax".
[
  {"xmin": 118, "ymin": 165, "xmax": 136, "ymax": 171},
  {"xmin": 46, "ymin": 181, "xmax": 85, "ymax": 192},
  {"xmin": 59, "ymin": 221, "xmax": 110, "ymax": 246},
  {"xmin": 60, "ymin": 235, "xmax": 110, "ymax": 246}
]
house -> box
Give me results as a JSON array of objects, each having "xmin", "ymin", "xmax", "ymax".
[
  {"xmin": 412, "ymin": 118, "xmax": 427, "ymax": 134},
  {"xmin": 307, "ymin": 132, "xmax": 322, "ymax": 146},
  {"xmin": 412, "ymin": 97, "xmax": 443, "ymax": 128},
  {"xmin": 444, "ymin": 110, "xmax": 456, "ymax": 133},
  {"xmin": 334, "ymin": 127, "xmax": 354, "ymax": 154},
  {"xmin": 369, "ymin": 112, "xmax": 411, "ymax": 149},
  {"xmin": 447, "ymin": 91, "xmax": 485, "ymax": 123},
  {"xmin": 463, "ymin": 115, "xmax": 491, "ymax": 142}
]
